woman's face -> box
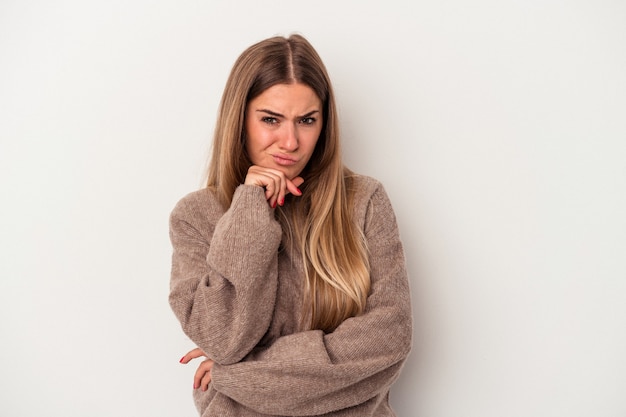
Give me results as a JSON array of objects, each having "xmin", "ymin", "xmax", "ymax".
[{"xmin": 245, "ymin": 83, "xmax": 323, "ymax": 180}]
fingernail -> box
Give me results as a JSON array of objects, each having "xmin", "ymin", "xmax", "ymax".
[
  {"xmin": 296, "ymin": 188, "xmax": 302, "ymax": 195},
  {"xmin": 193, "ymin": 383, "xmax": 198, "ymax": 389},
  {"xmin": 279, "ymin": 198, "xmax": 284, "ymax": 206},
  {"xmin": 271, "ymin": 200, "xmax": 277, "ymax": 208},
  {"xmin": 179, "ymin": 356, "xmax": 185, "ymax": 363}
]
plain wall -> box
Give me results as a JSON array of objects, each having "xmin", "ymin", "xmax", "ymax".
[{"xmin": 1, "ymin": 0, "xmax": 625, "ymax": 416}]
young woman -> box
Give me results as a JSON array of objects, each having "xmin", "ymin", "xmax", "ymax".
[{"xmin": 169, "ymin": 34, "xmax": 412, "ymax": 416}]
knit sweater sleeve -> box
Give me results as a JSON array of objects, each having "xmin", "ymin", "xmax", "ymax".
[
  {"xmin": 169, "ymin": 185, "xmax": 282, "ymax": 365},
  {"xmin": 210, "ymin": 182, "xmax": 413, "ymax": 416}
]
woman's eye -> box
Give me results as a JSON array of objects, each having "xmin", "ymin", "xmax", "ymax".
[
  {"xmin": 262, "ymin": 117, "xmax": 278, "ymax": 125},
  {"xmin": 300, "ymin": 117, "xmax": 316, "ymax": 125}
]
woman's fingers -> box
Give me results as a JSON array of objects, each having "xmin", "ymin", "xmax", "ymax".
[
  {"xmin": 286, "ymin": 176, "xmax": 304, "ymax": 197},
  {"xmin": 179, "ymin": 347, "xmax": 206, "ymax": 364},
  {"xmin": 244, "ymin": 166, "xmax": 303, "ymax": 207},
  {"xmin": 179, "ymin": 348, "xmax": 214, "ymax": 391},
  {"xmin": 193, "ymin": 358, "xmax": 214, "ymax": 391},
  {"xmin": 245, "ymin": 166, "xmax": 281, "ymax": 206}
]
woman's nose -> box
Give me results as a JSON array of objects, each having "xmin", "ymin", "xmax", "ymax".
[{"xmin": 279, "ymin": 124, "xmax": 299, "ymax": 151}]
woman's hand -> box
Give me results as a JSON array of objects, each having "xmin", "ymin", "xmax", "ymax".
[
  {"xmin": 179, "ymin": 348, "xmax": 214, "ymax": 391},
  {"xmin": 244, "ymin": 165, "xmax": 304, "ymax": 208}
]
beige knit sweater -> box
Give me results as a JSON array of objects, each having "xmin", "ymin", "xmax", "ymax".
[{"xmin": 169, "ymin": 174, "xmax": 412, "ymax": 416}]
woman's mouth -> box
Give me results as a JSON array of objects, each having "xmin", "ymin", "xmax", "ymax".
[{"xmin": 271, "ymin": 154, "xmax": 298, "ymax": 166}]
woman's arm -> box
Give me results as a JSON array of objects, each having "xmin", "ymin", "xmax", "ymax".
[
  {"xmin": 169, "ymin": 185, "xmax": 282, "ymax": 365},
  {"xmin": 209, "ymin": 183, "xmax": 413, "ymax": 415}
]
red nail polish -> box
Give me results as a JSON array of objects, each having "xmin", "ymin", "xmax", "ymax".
[
  {"xmin": 296, "ymin": 188, "xmax": 302, "ymax": 195},
  {"xmin": 279, "ymin": 198, "xmax": 284, "ymax": 206},
  {"xmin": 179, "ymin": 356, "xmax": 185, "ymax": 363},
  {"xmin": 271, "ymin": 200, "xmax": 277, "ymax": 208}
]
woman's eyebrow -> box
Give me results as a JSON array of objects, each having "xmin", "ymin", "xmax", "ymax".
[
  {"xmin": 300, "ymin": 110, "xmax": 320, "ymax": 118},
  {"xmin": 256, "ymin": 109, "xmax": 284, "ymax": 118}
]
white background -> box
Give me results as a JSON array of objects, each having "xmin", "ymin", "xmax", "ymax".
[{"xmin": 1, "ymin": 1, "xmax": 625, "ymax": 416}]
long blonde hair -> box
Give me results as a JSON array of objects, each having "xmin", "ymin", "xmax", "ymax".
[{"xmin": 206, "ymin": 34, "xmax": 370, "ymax": 332}]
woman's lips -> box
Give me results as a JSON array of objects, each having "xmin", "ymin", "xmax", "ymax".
[{"xmin": 271, "ymin": 154, "xmax": 298, "ymax": 166}]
